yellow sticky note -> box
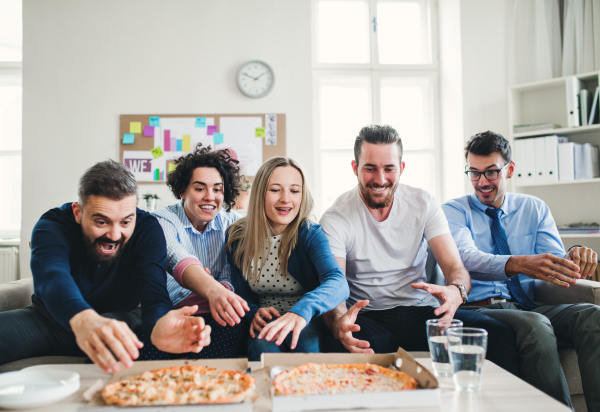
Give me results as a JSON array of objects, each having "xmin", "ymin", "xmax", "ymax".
[
  {"xmin": 255, "ymin": 127, "xmax": 265, "ymax": 138},
  {"xmin": 168, "ymin": 162, "xmax": 177, "ymax": 172},
  {"xmin": 130, "ymin": 122, "xmax": 142, "ymax": 134},
  {"xmin": 151, "ymin": 146, "xmax": 164, "ymax": 159},
  {"xmin": 182, "ymin": 135, "xmax": 191, "ymax": 151}
]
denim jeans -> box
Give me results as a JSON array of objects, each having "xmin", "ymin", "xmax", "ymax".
[
  {"xmin": 325, "ymin": 305, "xmax": 519, "ymax": 376},
  {"xmin": 247, "ymin": 316, "xmax": 327, "ymax": 361},
  {"xmin": 0, "ymin": 295, "xmax": 142, "ymax": 365}
]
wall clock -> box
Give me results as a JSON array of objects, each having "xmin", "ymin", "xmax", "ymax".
[{"xmin": 237, "ymin": 60, "xmax": 275, "ymax": 98}]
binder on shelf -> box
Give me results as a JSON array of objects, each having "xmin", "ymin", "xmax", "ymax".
[
  {"xmin": 574, "ymin": 143, "xmax": 600, "ymax": 180},
  {"xmin": 579, "ymin": 89, "xmax": 590, "ymax": 126},
  {"xmin": 513, "ymin": 139, "xmax": 526, "ymax": 185},
  {"xmin": 523, "ymin": 138, "xmax": 536, "ymax": 184},
  {"xmin": 589, "ymin": 87, "xmax": 600, "ymax": 125},
  {"xmin": 534, "ymin": 137, "xmax": 546, "ymax": 182},
  {"xmin": 566, "ymin": 77, "xmax": 583, "ymax": 127},
  {"xmin": 543, "ymin": 135, "xmax": 567, "ymax": 183},
  {"xmin": 558, "ymin": 142, "xmax": 576, "ymax": 181}
]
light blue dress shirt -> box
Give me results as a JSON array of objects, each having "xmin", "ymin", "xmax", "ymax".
[
  {"xmin": 442, "ymin": 192, "xmax": 566, "ymax": 302},
  {"xmin": 152, "ymin": 202, "xmax": 240, "ymax": 305}
]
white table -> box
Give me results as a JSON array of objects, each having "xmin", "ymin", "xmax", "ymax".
[{"xmin": 1, "ymin": 359, "xmax": 571, "ymax": 412}]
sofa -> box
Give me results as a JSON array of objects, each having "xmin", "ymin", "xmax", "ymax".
[{"xmin": 1, "ymin": 276, "xmax": 599, "ymax": 411}]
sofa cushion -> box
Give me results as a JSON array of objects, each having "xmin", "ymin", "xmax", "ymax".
[{"xmin": 0, "ymin": 278, "xmax": 33, "ymax": 312}]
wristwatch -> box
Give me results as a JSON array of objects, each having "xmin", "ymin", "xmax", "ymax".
[{"xmin": 450, "ymin": 284, "xmax": 468, "ymax": 305}]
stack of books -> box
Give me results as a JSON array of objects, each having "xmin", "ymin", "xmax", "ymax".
[
  {"xmin": 557, "ymin": 225, "xmax": 600, "ymax": 234},
  {"xmin": 513, "ymin": 123, "xmax": 561, "ymax": 134}
]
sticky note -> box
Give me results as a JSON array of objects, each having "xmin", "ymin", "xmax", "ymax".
[
  {"xmin": 168, "ymin": 162, "xmax": 177, "ymax": 172},
  {"xmin": 182, "ymin": 135, "xmax": 191, "ymax": 151},
  {"xmin": 149, "ymin": 117, "xmax": 160, "ymax": 127},
  {"xmin": 207, "ymin": 125, "xmax": 218, "ymax": 135},
  {"xmin": 213, "ymin": 133, "xmax": 224, "ymax": 144},
  {"xmin": 143, "ymin": 126, "xmax": 154, "ymax": 137},
  {"xmin": 122, "ymin": 133, "xmax": 135, "ymax": 144},
  {"xmin": 130, "ymin": 122, "xmax": 142, "ymax": 134},
  {"xmin": 255, "ymin": 127, "xmax": 265, "ymax": 138},
  {"xmin": 195, "ymin": 117, "xmax": 207, "ymax": 127},
  {"xmin": 151, "ymin": 146, "xmax": 164, "ymax": 159}
]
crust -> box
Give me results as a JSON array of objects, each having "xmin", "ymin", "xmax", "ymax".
[
  {"xmin": 272, "ymin": 363, "xmax": 418, "ymax": 396},
  {"xmin": 102, "ymin": 366, "xmax": 255, "ymax": 406}
]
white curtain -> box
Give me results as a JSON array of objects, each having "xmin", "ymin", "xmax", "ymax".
[
  {"xmin": 510, "ymin": 0, "xmax": 562, "ymax": 85},
  {"xmin": 562, "ymin": 0, "xmax": 600, "ymax": 75}
]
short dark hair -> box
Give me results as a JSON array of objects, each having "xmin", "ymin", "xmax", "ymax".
[
  {"xmin": 354, "ymin": 125, "xmax": 403, "ymax": 165},
  {"xmin": 465, "ymin": 131, "xmax": 512, "ymax": 164},
  {"xmin": 167, "ymin": 143, "xmax": 242, "ymax": 212},
  {"xmin": 78, "ymin": 160, "xmax": 138, "ymax": 206}
]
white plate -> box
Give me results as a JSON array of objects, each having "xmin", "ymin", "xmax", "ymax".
[{"xmin": 0, "ymin": 369, "xmax": 80, "ymax": 409}]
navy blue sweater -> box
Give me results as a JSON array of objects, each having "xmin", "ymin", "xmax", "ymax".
[
  {"xmin": 227, "ymin": 221, "xmax": 349, "ymax": 324},
  {"xmin": 30, "ymin": 203, "xmax": 173, "ymax": 339}
]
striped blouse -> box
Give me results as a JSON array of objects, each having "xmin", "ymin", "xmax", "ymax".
[{"xmin": 152, "ymin": 201, "xmax": 240, "ymax": 314}]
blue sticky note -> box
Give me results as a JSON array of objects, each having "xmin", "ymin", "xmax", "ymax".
[
  {"xmin": 195, "ymin": 117, "xmax": 206, "ymax": 127},
  {"xmin": 122, "ymin": 133, "xmax": 135, "ymax": 144},
  {"xmin": 213, "ymin": 133, "xmax": 224, "ymax": 144},
  {"xmin": 176, "ymin": 139, "xmax": 182, "ymax": 151},
  {"xmin": 149, "ymin": 116, "xmax": 161, "ymax": 127}
]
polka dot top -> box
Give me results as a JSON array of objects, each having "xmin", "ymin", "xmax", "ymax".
[{"xmin": 249, "ymin": 235, "xmax": 306, "ymax": 315}]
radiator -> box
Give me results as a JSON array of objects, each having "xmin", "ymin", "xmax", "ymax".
[{"xmin": 0, "ymin": 247, "xmax": 19, "ymax": 283}]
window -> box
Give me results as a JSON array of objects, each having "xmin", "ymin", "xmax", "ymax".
[
  {"xmin": 313, "ymin": 0, "xmax": 440, "ymax": 215},
  {"xmin": 0, "ymin": 0, "xmax": 22, "ymax": 237}
]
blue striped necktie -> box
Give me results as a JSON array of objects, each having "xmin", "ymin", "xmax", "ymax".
[{"xmin": 485, "ymin": 208, "xmax": 537, "ymax": 310}]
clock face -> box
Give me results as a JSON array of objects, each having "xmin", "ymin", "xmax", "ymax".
[{"xmin": 237, "ymin": 60, "xmax": 275, "ymax": 98}]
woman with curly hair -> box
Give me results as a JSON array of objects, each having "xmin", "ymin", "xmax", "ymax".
[
  {"xmin": 149, "ymin": 143, "xmax": 250, "ymax": 359},
  {"xmin": 226, "ymin": 157, "xmax": 349, "ymax": 361}
]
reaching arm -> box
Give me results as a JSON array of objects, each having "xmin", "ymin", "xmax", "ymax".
[{"xmin": 411, "ymin": 233, "xmax": 467, "ymax": 322}]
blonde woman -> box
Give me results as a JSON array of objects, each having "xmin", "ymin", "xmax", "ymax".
[{"xmin": 226, "ymin": 157, "xmax": 349, "ymax": 360}]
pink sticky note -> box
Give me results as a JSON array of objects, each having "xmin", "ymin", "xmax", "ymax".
[
  {"xmin": 143, "ymin": 126, "xmax": 154, "ymax": 137},
  {"xmin": 207, "ymin": 125, "xmax": 218, "ymax": 136}
]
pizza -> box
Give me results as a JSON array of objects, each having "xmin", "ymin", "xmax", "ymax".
[
  {"xmin": 102, "ymin": 366, "xmax": 255, "ymax": 406},
  {"xmin": 272, "ymin": 363, "xmax": 418, "ymax": 396}
]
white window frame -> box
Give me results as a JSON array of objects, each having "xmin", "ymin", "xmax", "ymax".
[
  {"xmin": 312, "ymin": 0, "xmax": 441, "ymax": 215},
  {"xmin": 0, "ymin": 61, "xmax": 22, "ymax": 238}
]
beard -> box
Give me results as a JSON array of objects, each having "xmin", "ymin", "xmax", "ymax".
[
  {"xmin": 358, "ymin": 180, "xmax": 398, "ymax": 209},
  {"xmin": 82, "ymin": 234, "xmax": 126, "ymax": 266}
]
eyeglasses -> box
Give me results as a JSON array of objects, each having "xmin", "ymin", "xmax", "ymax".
[{"xmin": 464, "ymin": 164, "xmax": 509, "ymax": 181}]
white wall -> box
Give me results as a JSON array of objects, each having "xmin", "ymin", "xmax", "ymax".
[{"xmin": 20, "ymin": 0, "xmax": 312, "ymax": 278}]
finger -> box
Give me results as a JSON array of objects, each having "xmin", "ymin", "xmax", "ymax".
[
  {"xmin": 550, "ymin": 256, "xmax": 581, "ymax": 273},
  {"xmin": 290, "ymin": 323, "xmax": 303, "ymax": 350},
  {"xmin": 433, "ymin": 301, "xmax": 452, "ymax": 317},
  {"xmin": 229, "ymin": 295, "xmax": 247, "ymax": 318},
  {"xmin": 125, "ymin": 327, "xmax": 144, "ymax": 350},
  {"xmin": 199, "ymin": 324, "xmax": 211, "ymax": 345},
  {"xmin": 112, "ymin": 324, "xmax": 140, "ymax": 363},
  {"xmin": 239, "ymin": 296, "xmax": 250, "ymax": 312},
  {"xmin": 410, "ymin": 282, "xmax": 427, "ymax": 290},
  {"xmin": 542, "ymin": 272, "xmax": 571, "ymax": 287},
  {"xmin": 80, "ymin": 341, "xmax": 103, "ymax": 371},
  {"xmin": 258, "ymin": 320, "xmax": 277, "ymax": 340},
  {"xmin": 546, "ymin": 266, "xmax": 579, "ymax": 283},
  {"xmin": 589, "ymin": 255, "xmax": 598, "ymax": 278},
  {"xmin": 249, "ymin": 324, "xmax": 256, "ymax": 339},
  {"xmin": 275, "ymin": 322, "xmax": 295, "ymax": 346},
  {"xmin": 91, "ymin": 333, "xmax": 119, "ymax": 372},
  {"xmin": 100, "ymin": 326, "xmax": 134, "ymax": 369},
  {"xmin": 259, "ymin": 309, "xmax": 272, "ymax": 320},
  {"xmin": 582, "ymin": 249, "xmax": 594, "ymax": 278},
  {"xmin": 342, "ymin": 334, "xmax": 371, "ymax": 349},
  {"xmin": 177, "ymin": 305, "xmax": 199, "ymax": 317},
  {"xmin": 268, "ymin": 307, "xmax": 281, "ymax": 318},
  {"xmin": 570, "ymin": 248, "xmax": 581, "ymax": 267},
  {"xmin": 221, "ymin": 303, "xmax": 241, "ymax": 326},
  {"xmin": 259, "ymin": 318, "xmax": 268, "ymax": 327},
  {"xmin": 211, "ymin": 307, "xmax": 227, "ymax": 327},
  {"xmin": 348, "ymin": 346, "xmax": 375, "ymax": 354}
]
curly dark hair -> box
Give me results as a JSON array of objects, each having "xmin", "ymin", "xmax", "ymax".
[{"xmin": 167, "ymin": 143, "xmax": 242, "ymax": 211}]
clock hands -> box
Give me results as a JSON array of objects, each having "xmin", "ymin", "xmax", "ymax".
[{"xmin": 242, "ymin": 72, "xmax": 267, "ymax": 81}]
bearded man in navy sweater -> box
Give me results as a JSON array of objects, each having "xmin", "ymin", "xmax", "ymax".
[{"xmin": 0, "ymin": 160, "xmax": 211, "ymax": 373}]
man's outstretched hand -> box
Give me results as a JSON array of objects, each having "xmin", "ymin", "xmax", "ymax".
[
  {"xmin": 566, "ymin": 246, "xmax": 598, "ymax": 279},
  {"xmin": 411, "ymin": 282, "xmax": 462, "ymax": 322},
  {"xmin": 151, "ymin": 305, "xmax": 211, "ymax": 354},
  {"xmin": 333, "ymin": 300, "xmax": 373, "ymax": 354}
]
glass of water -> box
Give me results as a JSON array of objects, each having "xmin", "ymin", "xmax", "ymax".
[
  {"xmin": 425, "ymin": 319, "xmax": 463, "ymax": 377},
  {"xmin": 447, "ymin": 327, "xmax": 488, "ymax": 392}
]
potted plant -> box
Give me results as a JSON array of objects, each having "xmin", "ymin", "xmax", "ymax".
[{"xmin": 142, "ymin": 193, "xmax": 160, "ymax": 212}]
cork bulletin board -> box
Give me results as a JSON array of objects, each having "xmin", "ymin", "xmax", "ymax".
[{"xmin": 119, "ymin": 114, "xmax": 286, "ymax": 183}]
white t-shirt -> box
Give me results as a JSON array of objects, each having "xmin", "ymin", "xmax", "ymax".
[{"xmin": 319, "ymin": 184, "xmax": 449, "ymax": 311}]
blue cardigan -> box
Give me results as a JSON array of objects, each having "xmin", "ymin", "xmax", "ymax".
[{"xmin": 227, "ymin": 221, "xmax": 349, "ymax": 324}]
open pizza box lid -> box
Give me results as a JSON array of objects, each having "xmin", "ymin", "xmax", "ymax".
[
  {"xmin": 86, "ymin": 358, "xmax": 252, "ymax": 411},
  {"xmin": 258, "ymin": 348, "xmax": 440, "ymax": 411}
]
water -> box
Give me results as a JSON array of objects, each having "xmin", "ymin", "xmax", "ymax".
[
  {"xmin": 449, "ymin": 344, "xmax": 486, "ymax": 391},
  {"xmin": 428, "ymin": 335, "xmax": 452, "ymax": 377}
]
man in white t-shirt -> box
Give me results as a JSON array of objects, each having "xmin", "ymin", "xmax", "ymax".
[{"xmin": 320, "ymin": 125, "xmax": 519, "ymax": 374}]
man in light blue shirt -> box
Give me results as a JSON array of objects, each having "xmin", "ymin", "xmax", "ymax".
[{"xmin": 443, "ymin": 131, "xmax": 600, "ymax": 411}]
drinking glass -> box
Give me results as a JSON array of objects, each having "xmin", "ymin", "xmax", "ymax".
[
  {"xmin": 447, "ymin": 327, "xmax": 488, "ymax": 392},
  {"xmin": 425, "ymin": 319, "xmax": 463, "ymax": 377}
]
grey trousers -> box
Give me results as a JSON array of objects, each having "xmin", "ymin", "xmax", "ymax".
[{"xmin": 464, "ymin": 302, "xmax": 600, "ymax": 412}]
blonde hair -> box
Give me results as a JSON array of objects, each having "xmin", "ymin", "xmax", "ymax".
[{"xmin": 227, "ymin": 157, "xmax": 314, "ymax": 283}]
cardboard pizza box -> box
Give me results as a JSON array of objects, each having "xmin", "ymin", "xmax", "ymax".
[
  {"xmin": 258, "ymin": 348, "xmax": 440, "ymax": 411},
  {"xmin": 86, "ymin": 358, "xmax": 253, "ymax": 411}
]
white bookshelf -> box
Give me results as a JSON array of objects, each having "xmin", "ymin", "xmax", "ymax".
[{"xmin": 509, "ymin": 71, "xmax": 600, "ymax": 250}]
